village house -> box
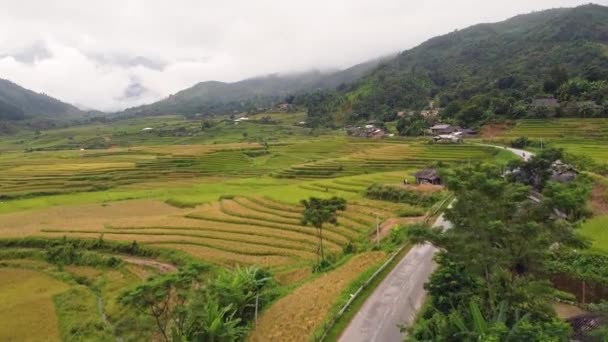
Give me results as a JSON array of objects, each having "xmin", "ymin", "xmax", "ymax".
[
  {"xmin": 430, "ymin": 124, "xmax": 458, "ymax": 135},
  {"xmin": 433, "ymin": 131, "xmax": 463, "ymax": 143},
  {"xmin": 346, "ymin": 125, "xmax": 387, "ymax": 138},
  {"xmin": 414, "ymin": 168, "xmax": 441, "ymax": 185}
]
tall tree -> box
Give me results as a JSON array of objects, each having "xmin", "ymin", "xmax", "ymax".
[
  {"xmin": 300, "ymin": 197, "xmax": 346, "ymax": 264},
  {"xmin": 408, "ymin": 164, "xmax": 585, "ymax": 340}
]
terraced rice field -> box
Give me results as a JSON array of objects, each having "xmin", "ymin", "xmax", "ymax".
[
  {"xmin": 276, "ymin": 143, "xmax": 496, "ymax": 179},
  {"xmin": 28, "ymin": 195, "xmax": 389, "ymax": 270},
  {"xmin": 0, "ymin": 144, "xmax": 269, "ymax": 199},
  {"xmin": 495, "ymin": 119, "xmax": 608, "ymax": 162},
  {"xmin": 0, "ymin": 135, "xmax": 493, "ymax": 273},
  {"xmin": 0, "ymin": 118, "xmax": 507, "ymax": 341},
  {"xmin": 499, "ymin": 119, "xmax": 608, "ymax": 140}
]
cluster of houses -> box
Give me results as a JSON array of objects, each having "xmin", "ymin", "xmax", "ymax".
[
  {"xmin": 346, "ymin": 121, "xmax": 477, "ymax": 141},
  {"xmin": 346, "ymin": 124, "xmax": 390, "ymax": 138},
  {"xmin": 430, "ymin": 124, "xmax": 477, "ymax": 143}
]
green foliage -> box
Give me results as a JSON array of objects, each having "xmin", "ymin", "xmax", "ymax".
[
  {"xmin": 396, "ymin": 112, "xmax": 428, "ymax": 136},
  {"xmin": 0, "ymin": 237, "xmax": 203, "ymax": 267},
  {"xmin": 547, "ymin": 248, "xmax": 608, "ymax": 284},
  {"xmin": 424, "ymin": 253, "xmax": 480, "ymax": 313},
  {"xmin": 365, "ymin": 184, "xmax": 442, "ymax": 207},
  {"xmin": 557, "ymin": 78, "xmax": 608, "ymax": 103},
  {"xmin": 507, "ymin": 148, "xmax": 564, "ymax": 189},
  {"xmin": 45, "ymin": 242, "xmax": 122, "ymax": 267},
  {"xmin": 301, "ymin": 196, "xmax": 347, "ymax": 264},
  {"xmin": 543, "ymin": 176, "xmax": 593, "ymax": 221},
  {"xmin": 186, "ymin": 301, "xmax": 246, "ymax": 342},
  {"xmin": 510, "ymin": 136, "xmax": 530, "ymax": 149},
  {"xmin": 208, "ymin": 266, "xmax": 276, "ymax": 323},
  {"xmin": 543, "ymin": 66, "xmax": 569, "ymax": 93},
  {"xmin": 407, "ymin": 163, "xmax": 586, "ymax": 340},
  {"xmin": 119, "ymin": 266, "xmax": 202, "ymax": 341},
  {"xmin": 54, "ymin": 287, "xmax": 115, "ymax": 341},
  {"xmin": 120, "ymin": 265, "xmax": 275, "ymax": 342}
]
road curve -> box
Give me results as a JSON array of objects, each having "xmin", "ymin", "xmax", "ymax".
[
  {"xmin": 338, "ymin": 215, "xmax": 452, "ymax": 342},
  {"xmin": 477, "ymin": 144, "xmax": 533, "ymax": 161},
  {"xmin": 338, "ymin": 144, "xmax": 529, "ymax": 342}
]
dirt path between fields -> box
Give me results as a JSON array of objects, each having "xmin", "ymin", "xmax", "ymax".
[{"xmin": 120, "ymin": 256, "xmax": 178, "ymax": 274}]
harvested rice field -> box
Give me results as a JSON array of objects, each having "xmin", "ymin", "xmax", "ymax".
[
  {"xmin": 0, "ymin": 268, "xmax": 68, "ymax": 342},
  {"xmin": 249, "ymin": 251, "xmax": 387, "ymax": 342}
]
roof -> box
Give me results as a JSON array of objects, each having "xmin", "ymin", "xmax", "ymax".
[
  {"xmin": 567, "ymin": 314, "xmax": 607, "ymax": 341},
  {"xmin": 531, "ymin": 98, "xmax": 559, "ymax": 107},
  {"xmin": 414, "ymin": 168, "xmax": 440, "ymax": 180},
  {"xmin": 430, "ymin": 124, "xmax": 452, "ymax": 130}
]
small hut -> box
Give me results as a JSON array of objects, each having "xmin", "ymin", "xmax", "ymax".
[{"xmin": 414, "ymin": 169, "xmax": 441, "ymax": 185}]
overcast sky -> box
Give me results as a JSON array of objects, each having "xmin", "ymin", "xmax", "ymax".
[{"xmin": 0, "ymin": 0, "xmax": 605, "ymax": 111}]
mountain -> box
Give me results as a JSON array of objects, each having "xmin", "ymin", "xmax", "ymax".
[
  {"xmin": 120, "ymin": 56, "xmax": 391, "ymax": 117},
  {"xmin": 306, "ymin": 4, "xmax": 608, "ymax": 126},
  {"xmin": 0, "ymin": 78, "xmax": 82, "ymax": 120}
]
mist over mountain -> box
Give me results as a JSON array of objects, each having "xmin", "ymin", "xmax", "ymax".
[
  {"xmin": 119, "ymin": 56, "xmax": 391, "ymax": 117},
  {"xmin": 1, "ymin": 3, "xmax": 607, "ymax": 125}
]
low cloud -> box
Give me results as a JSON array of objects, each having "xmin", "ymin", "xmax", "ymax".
[{"xmin": 0, "ymin": 0, "xmax": 602, "ymax": 111}]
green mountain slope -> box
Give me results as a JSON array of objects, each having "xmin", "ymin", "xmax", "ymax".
[
  {"xmin": 0, "ymin": 78, "xmax": 82, "ymax": 120},
  {"xmin": 120, "ymin": 56, "xmax": 390, "ymax": 117},
  {"xmin": 310, "ymin": 4, "xmax": 608, "ymax": 125}
]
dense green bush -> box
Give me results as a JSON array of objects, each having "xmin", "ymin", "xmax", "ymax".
[
  {"xmin": 547, "ymin": 248, "xmax": 608, "ymax": 284},
  {"xmin": 365, "ymin": 184, "xmax": 442, "ymax": 207},
  {"xmin": 0, "ymin": 237, "xmax": 202, "ymax": 267}
]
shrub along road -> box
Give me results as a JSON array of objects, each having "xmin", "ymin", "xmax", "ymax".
[{"xmin": 338, "ymin": 145, "xmax": 529, "ymax": 342}]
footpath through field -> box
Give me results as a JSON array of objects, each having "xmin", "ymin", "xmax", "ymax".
[{"xmin": 338, "ymin": 145, "xmax": 530, "ymax": 342}]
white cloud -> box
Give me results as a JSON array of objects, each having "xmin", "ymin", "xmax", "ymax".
[{"xmin": 0, "ymin": 0, "xmax": 604, "ymax": 111}]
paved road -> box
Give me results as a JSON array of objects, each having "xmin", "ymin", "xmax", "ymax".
[
  {"xmin": 338, "ymin": 144, "xmax": 530, "ymax": 342},
  {"xmin": 477, "ymin": 144, "xmax": 533, "ymax": 161},
  {"xmin": 338, "ymin": 214, "xmax": 452, "ymax": 342}
]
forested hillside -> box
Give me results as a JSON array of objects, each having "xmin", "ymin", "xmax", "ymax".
[
  {"xmin": 120, "ymin": 56, "xmax": 390, "ymax": 117},
  {"xmin": 0, "ymin": 78, "xmax": 82, "ymax": 120},
  {"xmin": 299, "ymin": 4, "xmax": 608, "ymax": 127}
]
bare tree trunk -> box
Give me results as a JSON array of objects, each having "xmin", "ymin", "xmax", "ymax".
[{"xmin": 317, "ymin": 225, "xmax": 324, "ymax": 261}]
